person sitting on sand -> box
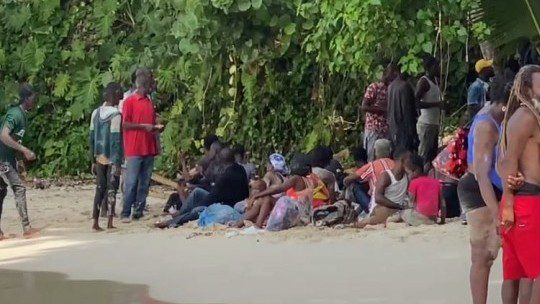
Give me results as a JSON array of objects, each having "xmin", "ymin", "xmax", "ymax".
[
  {"xmin": 89, "ymin": 82, "xmax": 124, "ymax": 231},
  {"xmin": 343, "ymin": 140, "xmax": 394, "ymax": 214},
  {"xmin": 310, "ymin": 146, "xmax": 337, "ymax": 203},
  {"xmin": 232, "ymin": 153, "xmax": 288, "ymax": 228},
  {"xmin": 402, "ymin": 153, "xmax": 446, "ymax": 226},
  {"xmin": 354, "ymin": 149, "xmax": 410, "ymax": 229},
  {"xmin": 155, "ymin": 147, "xmax": 249, "ymax": 228},
  {"xmin": 233, "ymin": 144, "xmax": 257, "ymax": 180},
  {"xmin": 188, "ymin": 140, "xmax": 223, "ymax": 191},
  {"xmin": 254, "ymin": 153, "xmax": 329, "ymax": 206}
]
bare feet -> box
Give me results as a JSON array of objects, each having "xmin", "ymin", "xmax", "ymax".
[
  {"xmin": 107, "ymin": 217, "xmax": 116, "ymax": 229},
  {"xmin": 154, "ymin": 222, "xmax": 169, "ymax": 229},
  {"xmin": 0, "ymin": 230, "xmax": 4, "ymax": 241},
  {"xmin": 228, "ymin": 220, "xmax": 244, "ymax": 228},
  {"xmin": 23, "ymin": 227, "xmax": 41, "ymax": 238},
  {"xmin": 92, "ymin": 225, "xmax": 104, "ymax": 232}
]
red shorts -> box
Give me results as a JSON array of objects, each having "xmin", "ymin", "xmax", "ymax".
[{"xmin": 501, "ymin": 195, "xmax": 540, "ymax": 280}]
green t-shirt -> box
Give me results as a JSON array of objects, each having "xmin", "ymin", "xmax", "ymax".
[{"xmin": 0, "ymin": 106, "xmax": 27, "ymax": 165}]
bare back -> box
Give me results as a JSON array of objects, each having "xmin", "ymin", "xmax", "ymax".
[{"xmin": 510, "ymin": 107, "xmax": 540, "ymax": 185}]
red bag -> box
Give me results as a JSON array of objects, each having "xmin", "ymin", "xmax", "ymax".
[{"xmin": 432, "ymin": 127, "xmax": 469, "ymax": 181}]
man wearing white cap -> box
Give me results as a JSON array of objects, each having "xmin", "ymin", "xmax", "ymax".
[{"xmin": 467, "ymin": 59, "xmax": 495, "ymax": 120}]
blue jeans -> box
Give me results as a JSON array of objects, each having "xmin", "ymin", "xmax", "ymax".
[
  {"xmin": 177, "ymin": 188, "xmax": 210, "ymax": 215},
  {"xmin": 121, "ymin": 156, "xmax": 154, "ymax": 218},
  {"xmin": 350, "ymin": 182, "xmax": 371, "ymax": 214},
  {"xmin": 167, "ymin": 206, "xmax": 207, "ymax": 227}
]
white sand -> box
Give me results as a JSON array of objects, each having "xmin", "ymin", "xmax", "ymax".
[{"xmin": 0, "ymin": 186, "xmax": 504, "ymax": 303}]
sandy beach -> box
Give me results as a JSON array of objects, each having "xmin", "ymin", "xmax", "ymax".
[{"xmin": 0, "ymin": 185, "xmax": 504, "ymax": 303}]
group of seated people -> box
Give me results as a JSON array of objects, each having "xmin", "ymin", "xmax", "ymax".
[{"xmin": 155, "ymin": 134, "xmax": 462, "ymax": 231}]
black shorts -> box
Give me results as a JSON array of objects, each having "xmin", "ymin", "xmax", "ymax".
[{"xmin": 458, "ymin": 173, "xmax": 502, "ymax": 213}]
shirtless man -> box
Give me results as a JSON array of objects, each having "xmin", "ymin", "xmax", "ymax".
[{"xmin": 499, "ymin": 65, "xmax": 540, "ymax": 304}]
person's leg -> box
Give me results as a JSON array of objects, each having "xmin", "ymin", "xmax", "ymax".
[
  {"xmin": 134, "ymin": 156, "xmax": 154, "ymax": 219},
  {"xmin": 4, "ymin": 164, "xmax": 38, "ymax": 237},
  {"xmin": 255, "ymin": 196, "xmax": 275, "ymax": 228},
  {"xmin": 355, "ymin": 206, "xmax": 397, "ymax": 228},
  {"xmin": 518, "ymin": 279, "xmax": 532, "ymax": 304},
  {"xmin": 106, "ymin": 166, "xmax": 120, "ymax": 229},
  {"xmin": 121, "ymin": 157, "xmax": 142, "ymax": 220},
  {"xmin": 350, "ymin": 182, "xmax": 371, "ymax": 214},
  {"xmin": 528, "ymin": 280, "xmax": 540, "ymax": 304},
  {"xmin": 163, "ymin": 206, "xmax": 206, "ymax": 228},
  {"xmin": 467, "ymin": 206, "xmax": 499, "ymax": 304},
  {"xmin": 177, "ymin": 187, "xmax": 210, "ymax": 215},
  {"xmin": 364, "ymin": 130, "xmax": 376, "ymax": 162},
  {"xmin": 92, "ymin": 164, "xmax": 108, "ymax": 231},
  {"xmin": 417, "ymin": 123, "xmax": 428, "ymax": 162},
  {"xmin": 0, "ymin": 177, "xmax": 8, "ymax": 239},
  {"xmin": 425, "ymin": 124, "xmax": 440, "ymax": 166}
]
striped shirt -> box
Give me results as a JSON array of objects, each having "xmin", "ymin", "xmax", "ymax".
[{"xmin": 355, "ymin": 158, "xmax": 395, "ymax": 194}]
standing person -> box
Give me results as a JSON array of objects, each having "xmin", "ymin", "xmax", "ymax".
[
  {"xmin": 362, "ymin": 65, "xmax": 397, "ymax": 161},
  {"xmin": 387, "ymin": 64, "xmax": 419, "ymax": 153},
  {"xmin": 0, "ymin": 84, "xmax": 39, "ymax": 239},
  {"xmin": 121, "ymin": 68, "xmax": 163, "ymax": 222},
  {"xmin": 468, "ymin": 59, "xmax": 495, "ymax": 120},
  {"xmin": 118, "ymin": 71, "xmax": 137, "ymax": 113},
  {"xmin": 457, "ymin": 78, "xmax": 509, "ymax": 304},
  {"xmin": 416, "ymin": 56, "xmax": 443, "ymax": 166},
  {"xmin": 499, "ymin": 65, "xmax": 540, "ymax": 304},
  {"xmin": 89, "ymin": 82, "xmax": 124, "ymax": 231}
]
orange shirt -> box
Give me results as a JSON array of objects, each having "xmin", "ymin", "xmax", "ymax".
[{"xmin": 355, "ymin": 158, "xmax": 395, "ymax": 193}]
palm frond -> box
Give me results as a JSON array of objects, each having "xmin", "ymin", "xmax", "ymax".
[{"xmin": 476, "ymin": 0, "xmax": 540, "ymax": 52}]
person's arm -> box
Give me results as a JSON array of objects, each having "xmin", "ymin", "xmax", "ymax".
[
  {"xmin": 499, "ymin": 109, "xmax": 536, "ymax": 229},
  {"xmin": 343, "ymin": 173, "xmax": 361, "ymax": 187},
  {"xmin": 361, "ymin": 84, "xmax": 386, "ymax": 115},
  {"xmin": 109, "ymin": 114, "xmax": 123, "ymax": 169},
  {"xmin": 473, "ymin": 121, "xmax": 500, "ymax": 224},
  {"xmin": 121, "ymin": 97, "xmax": 155, "ymax": 132},
  {"xmin": 438, "ymin": 191, "xmax": 446, "ymax": 225},
  {"xmin": 0, "ymin": 122, "xmax": 34, "ymax": 161},
  {"xmin": 374, "ymin": 172, "xmax": 403, "ymax": 209},
  {"xmin": 253, "ymin": 176, "xmax": 298, "ymax": 199},
  {"xmin": 415, "ymin": 77, "xmax": 442, "ymax": 109}
]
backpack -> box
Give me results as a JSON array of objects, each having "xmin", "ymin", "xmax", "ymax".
[{"xmin": 312, "ymin": 200, "xmax": 357, "ymax": 227}]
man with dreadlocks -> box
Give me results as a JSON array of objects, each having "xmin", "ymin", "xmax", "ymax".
[{"xmin": 499, "ymin": 65, "xmax": 540, "ymax": 304}]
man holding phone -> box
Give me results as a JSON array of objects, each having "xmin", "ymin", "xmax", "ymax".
[{"xmin": 120, "ymin": 68, "xmax": 164, "ymax": 222}]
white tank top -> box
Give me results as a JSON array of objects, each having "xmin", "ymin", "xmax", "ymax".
[
  {"xmin": 369, "ymin": 170, "xmax": 408, "ymax": 213},
  {"xmin": 418, "ymin": 76, "xmax": 442, "ymax": 125}
]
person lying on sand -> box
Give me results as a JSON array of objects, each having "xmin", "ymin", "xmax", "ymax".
[{"xmin": 354, "ymin": 149, "xmax": 411, "ymax": 229}]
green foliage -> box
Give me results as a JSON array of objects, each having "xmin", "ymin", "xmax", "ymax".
[{"xmin": 0, "ymin": 0, "xmax": 487, "ymax": 177}]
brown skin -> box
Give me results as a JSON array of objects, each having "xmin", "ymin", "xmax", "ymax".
[
  {"xmin": 0, "ymin": 94, "xmax": 40, "ymax": 239},
  {"xmin": 354, "ymin": 157, "xmax": 408, "ymax": 229},
  {"xmin": 408, "ymin": 169, "xmax": 446, "ymax": 224},
  {"xmin": 0, "ymin": 95, "xmax": 37, "ymax": 162},
  {"xmin": 93, "ymin": 87, "xmax": 124, "ymax": 232},
  {"xmin": 463, "ymin": 102, "xmax": 506, "ymax": 304},
  {"xmin": 499, "ymin": 72, "xmax": 540, "ymax": 304},
  {"xmin": 123, "ymin": 71, "xmax": 163, "ymax": 133},
  {"xmin": 415, "ymin": 62, "xmax": 443, "ymax": 110}
]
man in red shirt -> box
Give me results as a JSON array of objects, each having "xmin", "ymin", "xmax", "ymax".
[{"xmin": 120, "ymin": 68, "xmax": 163, "ymax": 222}]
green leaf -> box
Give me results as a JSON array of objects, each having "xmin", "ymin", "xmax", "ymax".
[
  {"xmin": 251, "ymin": 0, "xmax": 262, "ymax": 9},
  {"xmin": 228, "ymin": 87, "xmax": 236, "ymax": 97},
  {"xmin": 369, "ymin": 0, "xmax": 381, "ymax": 5},
  {"xmin": 422, "ymin": 41, "xmax": 433, "ymax": 53},
  {"xmin": 284, "ymin": 23, "xmax": 296, "ymax": 35},
  {"xmin": 237, "ymin": 0, "xmax": 251, "ymax": 11},
  {"xmin": 53, "ymin": 73, "xmax": 70, "ymax": 98}
]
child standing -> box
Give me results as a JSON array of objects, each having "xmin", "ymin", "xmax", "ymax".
[
  {"xmin": 403, "ymin": 153, "xmax": 446, "ymax": 226},
  {"xmin": 89, "ymin": 82, "xmax": 124, "ymax": 231}
]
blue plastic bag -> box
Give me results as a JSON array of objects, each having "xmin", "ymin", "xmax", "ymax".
[{"xmin": 198, "ymin": 203, "xmax": 242, "ymax": 228}]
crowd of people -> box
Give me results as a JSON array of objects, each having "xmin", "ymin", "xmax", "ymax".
[{"xmin": 0, "ymin": 56, "xmax": 538, "ymax": 303}]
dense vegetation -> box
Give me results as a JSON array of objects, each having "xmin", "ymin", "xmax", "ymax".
[{"xmin": 0, "ymin": 0, "xmax": 489, "ymax": 176}]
